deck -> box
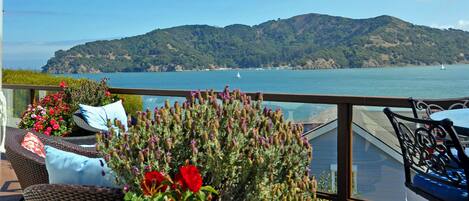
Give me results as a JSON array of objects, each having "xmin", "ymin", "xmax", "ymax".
[{"xmin": 0, "ymin": 154, "xmax": 22, "ymax": 201}]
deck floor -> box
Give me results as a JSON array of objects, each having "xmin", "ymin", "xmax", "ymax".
[{"xmin": 0, "ymin": 154, "xmax": 23, "ymax": 201}]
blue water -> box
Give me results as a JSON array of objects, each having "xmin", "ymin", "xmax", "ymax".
[{"xmin": 65, "ymin": 64, "xmax": 469, "ymax": 121}]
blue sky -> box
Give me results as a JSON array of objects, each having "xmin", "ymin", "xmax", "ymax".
[{"xmin": 4, "ymin": 0, "xmax": 469, "ymax": 69}]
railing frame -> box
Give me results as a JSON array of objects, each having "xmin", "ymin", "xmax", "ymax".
[{"xmin": 3, "ymin": 84, "xmax": 425, "ymax": 201}]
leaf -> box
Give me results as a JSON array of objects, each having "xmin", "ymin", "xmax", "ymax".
[
  {"xmin": 200, "ymin": 186, "xmax": 218, "ymax": 194},
  {"xmin": 153, "ymin": 194, "xmax": 164, "ymax": 201},
  {"xmin": 182, "ymin": 191, "xmax": 192, "ymax": 201},
  {"xmin": 124, "ymin": 192, "xmax": 134, "ymax": 201},
  {"xmin": 197, "ymin": 191, "xmax": 206, "ymax": 201}
]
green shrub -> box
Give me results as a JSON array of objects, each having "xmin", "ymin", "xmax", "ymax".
[
  {"xmin": 118, "ymin": 94, "xmax": 143, "ymax": 116},
  {"xmin": 2, "ymin": 69, "xmax": 78, "ymax": 85},
  {"xmin": 4, "ymin": 70, "xmax": 144, "ymax": 115},
  {"xmin": 97, "ymin": 87, "xmax": 317, "ymax": 200},
  {"xmin": 64, "ymin": 79, "xmax": 115, "ymax": 112}
]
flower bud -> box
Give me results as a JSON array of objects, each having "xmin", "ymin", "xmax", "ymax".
[
  {"xmin": 138, "ymin": 151, "xmax": 145, "ymax": 163},
  {"xmin": 164, "ymin": 100, "xmax": 170, "ymax": 109}
]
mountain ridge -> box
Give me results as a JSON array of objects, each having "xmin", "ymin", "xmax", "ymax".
[{"xmin": 42, "ymin": 13, "xmax": 469, "ymax": 73}]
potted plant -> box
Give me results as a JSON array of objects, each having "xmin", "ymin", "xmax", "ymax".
[
  {"xmin": 97, "ymin": 87, "xmax": 317, "ymax": 200},
  {"xmin": 19, "ymin": 79, "xmax": 118, "ymax": 143}
]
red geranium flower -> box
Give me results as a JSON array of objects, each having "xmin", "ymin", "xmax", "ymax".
[
  {"xmin": 105, "ymin": 91, "xmax": 111, "ymax": 97},
  {"xmin": 52, "ymin": 123, "xmax": 60, "ymax": 130},
  {"xmin": 174, "ymin": 165, "xmax": 202, "ymax": 193},
  {"xmin": 141, "ymin": 171, "xmax": 168, "ymax": 196},
  {"xmin": 59, "ymin": 81, "xmax": 67, "ymax": 88}
]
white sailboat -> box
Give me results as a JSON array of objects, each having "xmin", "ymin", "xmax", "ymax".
[
  {"xmin": 440, "ymin": 64, "xmax": 446, "ymax": 70},
  {"xmin": 236, "ymin": 72, "xmax": 241, "ymax": 79}
]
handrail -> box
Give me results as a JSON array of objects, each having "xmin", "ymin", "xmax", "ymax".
[
  {"xmin": 6, "ymin": 83, "xmax": 462, "ymax": 201},
  {"xmin": 3, "ymin": 84, "xmax": 412, "ymax": 107}
]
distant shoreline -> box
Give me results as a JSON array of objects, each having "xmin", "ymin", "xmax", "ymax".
[
  {"xmin": 6, "ymin": 62, "xmax": 469, "ymax": 74},
  {"xmin": 40, "ymin": 63, "xmax": 469, "ymax": 74}
]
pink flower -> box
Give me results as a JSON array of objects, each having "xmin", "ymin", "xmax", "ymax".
[
  {"xmin": 44, "ymin": 131, "xmax": 50, "ymax": 136},
  {"xmin": 52, "ymin": 123, "xmax": 60, "ymax": 130}
]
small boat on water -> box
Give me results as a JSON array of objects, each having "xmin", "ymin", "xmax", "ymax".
[
  {"xmin": 236, "ymin": 72, "xmax": 241, "ymax": 79},
  {"xmin": 441, "ymin": 64, "xmax": 446, "ymax": 70}
]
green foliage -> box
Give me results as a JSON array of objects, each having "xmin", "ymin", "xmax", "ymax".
[
  {"xmin": 3, "ymin": 69, "xmax": 144, "ymax": 117},
  {"xmin": 64, "ymin": 79, "xmax": 115, "ymax": 112},
  {"xmin": 2, "ymin": 69, "xmax": 79, "ymax": 85},
  {"xmin": 118, "ymin": 94, "xmax": 143, "ymax": 116},
  {"xmin": 42, "ymin": 14, "xmax": 469, "ymax": 73},
  {"xmin": 97, "ymin": 87, "xmax": 316, "ymax": 200}
]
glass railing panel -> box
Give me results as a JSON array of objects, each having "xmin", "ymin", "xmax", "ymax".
[
  {"xmin": 2, "ymin": 88, "xmax": 32, "ymax": 128},
  {"xmin": 351, "ymin": 106, "xmax": 409, "ymax": 201}
]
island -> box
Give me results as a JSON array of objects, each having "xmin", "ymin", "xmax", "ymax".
[{"xmin": 42, "ymin": 13, "xmax": 469, "ymax": 73}]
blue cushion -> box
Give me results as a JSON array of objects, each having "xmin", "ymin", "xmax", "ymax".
[
  {"xmin": 450, "ymin": 147, "xmax": 469, "ymax": 159},
  {"xmin": 414, "ymin": 170, "xmax": 467, "ymax": 201},
  {"xmin": 79, "ymin": 100, "xmax": 128, "ymax": 131},
  {"xmin": 44, "ymin": 146, "xmax": 118, "ymax": 188}
]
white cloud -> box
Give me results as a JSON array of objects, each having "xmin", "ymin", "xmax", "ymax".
[
  {"xmin": 457, "ymin": 20, "xmax": 469, "ymax": 30},
  {"xmin": 430, "ymin": 20, "xmax": 469, "ymax": 31}
]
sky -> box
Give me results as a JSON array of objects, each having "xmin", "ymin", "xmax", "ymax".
[{"xmin": 4, "ymin": 0, "xmax": 469, "ymax": 70}]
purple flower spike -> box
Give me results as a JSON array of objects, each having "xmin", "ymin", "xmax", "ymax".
[{"xmin": 131, "ymin": 166, "xmax": 139, "ymax": 175}]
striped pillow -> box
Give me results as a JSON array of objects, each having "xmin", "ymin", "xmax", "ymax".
[{"xmin": 21, "ymin": 132, "xmax": 45, "ymax": 158}]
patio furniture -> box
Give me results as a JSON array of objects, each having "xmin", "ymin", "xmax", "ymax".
[
  {"xmin": 409, "ymin": 97, "xmax": 469, "ymax": 119},
  {"xmin": 73, "ymin": 110, "xmax": 104, "ymax": 134},
  {"xmin": 5, "ymin": 127, "xmax": 97, "ymax": 189},
  {"xmin": 5, "ymin": 127, "xmax": 124, "ymax": 200},
  {"xmin": 23, "ymin": 184, "xmax": 124, "ymax": 201},
  {"xmin": 384, "ymin": 108, "xmax": 469, "ymax": 201},
  {"xmin": 430, "ymin": 108, "xmax": 469, "ymax": 136},
  {"xmin": 73, "ymin": 109, "xmax": 135, "ymax": 134}
]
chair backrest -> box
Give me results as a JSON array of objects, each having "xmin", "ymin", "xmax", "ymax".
[
  {"xmin": 409, "ymin": 97, "xmax": 469, "ymax": 119},
  {"xmin": 5, "ymin": 127, "xmax": 99, "ymax": 189},
  {"xmin": 383, "ymin": 108, "xmax": 469, "ymax": 192}
]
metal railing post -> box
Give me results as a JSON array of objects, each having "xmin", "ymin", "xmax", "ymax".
[
  {"xmin": 29, "ymin": 89, "xmax": 36, "ymax": 105},
  {"xmin": 337, "ymin": 103, "xmax": 353, "ymax": 200}
]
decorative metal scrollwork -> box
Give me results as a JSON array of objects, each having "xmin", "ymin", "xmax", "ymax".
[
  {"xmin": 389, "ymin": 113, "xmax": 465, "ymax": 186},
  {"xmin": 414, "ymin": 99, "xmax": 469, "ymax": 119}
]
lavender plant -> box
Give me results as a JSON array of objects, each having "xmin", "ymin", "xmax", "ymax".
[{"xmin": 97, "ymin": 86, "xmax": 317, "ymax": 200}]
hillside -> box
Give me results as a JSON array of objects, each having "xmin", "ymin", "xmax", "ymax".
[{"xmin": 42, "ymin": 13, "xmax": 469, "ymax": 73}]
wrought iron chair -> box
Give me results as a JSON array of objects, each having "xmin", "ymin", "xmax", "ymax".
[
  {"xmin": 409, "ymin": 97, "xmax": 469, "ymax": 119},
  {"xmin": 384, "ymin": 108, "xmax": 469, "ymax": 201}
]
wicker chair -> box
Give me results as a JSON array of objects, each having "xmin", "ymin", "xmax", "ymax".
[
  {"xmin": 409, "ymin": 97, "xmax": 469, "ymax": 119},
  {"xmin": 23, "ymin": 184, "xmax": 124, "ymax": 201},
  {"xmin": 4, "ymin": 127, "xmax": 124, "ymax": 200},
  {"xmin": 384, "ymin": 108, "xmax": 469, "ymax": 201}
]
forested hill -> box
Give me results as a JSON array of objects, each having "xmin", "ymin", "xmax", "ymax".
[{"xmin": 43, "ymin": 13, "xmax": 469, "ymax": 73}]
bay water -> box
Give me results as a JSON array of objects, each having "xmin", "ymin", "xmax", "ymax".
[{"xmin": 65, "ymin": 64, "xmax": 469, "ymax": 121}]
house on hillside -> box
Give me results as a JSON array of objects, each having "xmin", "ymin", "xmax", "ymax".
[{"xmin": 305, "ymin": 108, "xmax": 412, "ymax": 201}]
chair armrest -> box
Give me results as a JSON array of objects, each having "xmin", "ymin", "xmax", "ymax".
[
  {"xmin": 23, "ymin": 184, "xmax": 124, "ymax": 201},
  {"xmin": 39, "ymin": 134, "xmax": 99, "ymax": 158}
]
